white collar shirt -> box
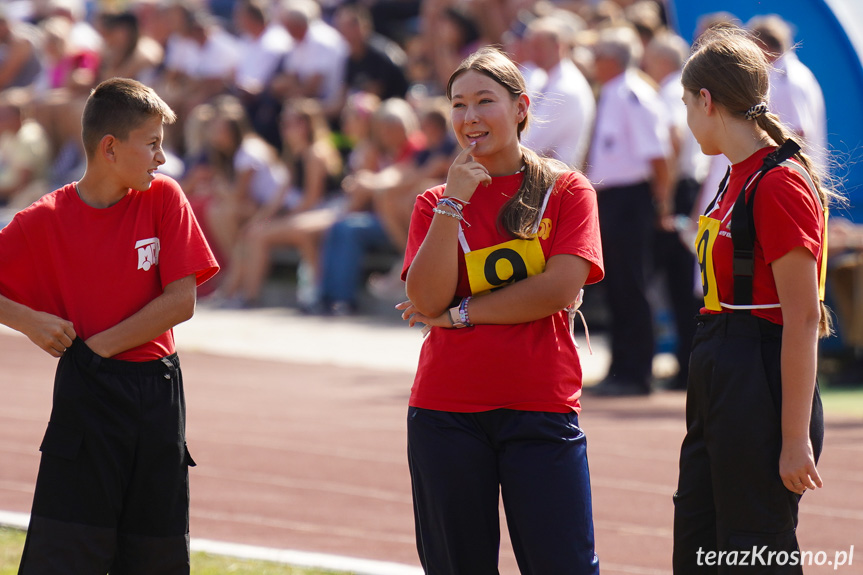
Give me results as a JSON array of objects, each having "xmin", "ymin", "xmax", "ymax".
[
  {"xmin": 768, "ymin": 52, "xmax": 827, "ymax": 170},
  {"xmin": 587, "ymin": 69, "xmax": 671, "ymax": 189},
  {"xmin": 281, "ymin": 21, "xmax": 348, "ymax": 106},
  {"xmin": 660, "ymin": 71, "xmax": 708, "ymax": 182},
  {"xmin": 522, "ymin": 59, "xmax": 596, "ymax": 168},
  {"xmin": 165, "ymin": 28, "xmax": 238, "ymax": 79},
  {"xmin": 235, "ymin": 25, "xmax": 292, "ymax": 93}
]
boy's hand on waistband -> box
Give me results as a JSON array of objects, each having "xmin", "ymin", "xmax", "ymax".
[{"xmin": 23, "ymin": 310, "xmax": 76, "ymax": 358}]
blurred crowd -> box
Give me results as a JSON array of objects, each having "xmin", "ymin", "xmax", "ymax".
[{"xmin": 0, "ymin": 0, "xmax": 860, "ymax": 386}]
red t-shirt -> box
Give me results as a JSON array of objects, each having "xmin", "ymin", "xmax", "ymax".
[
  {"xmin": 700, "ymin": 147, "xmax": 824, "ymax": 324},
  {"xmin": 0, "ymin": 175, "xmax": 219, "ymax": 361},
  {"xmin": 402, "ymin": 171, "xmax": 604, "ymax": 413}
]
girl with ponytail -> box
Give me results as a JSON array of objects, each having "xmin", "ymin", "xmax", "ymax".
[
  {"xmin": 674, "ymin": 26, "xmax": 834, "ymax": 574},
  {"xmin": 396, "ymin": 46, "xmax": 603, "ymax": 573}
]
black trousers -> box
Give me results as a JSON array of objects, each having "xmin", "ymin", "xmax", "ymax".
[
  {"xmin": 19, "ymin": 338, "xmax": 195, "ymax": 575},
  {"xmin": 673, "ymin": 314, "xmax": 824, "ymax": 574},
  {"xmin": 654, "ymin": 176, "xmax": 703, "ymax": 388},
  {"xmin": 597, "ymin": 181, "xmax": 656, "ymax": 387},
  {"xmin": 408, "ymin": 408, "xmax": 600, "ymax": 575}
]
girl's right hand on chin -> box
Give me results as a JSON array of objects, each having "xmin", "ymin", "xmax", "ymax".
[{"xmin": 445, "ymin": 142, "xmax": 491, "ymax": 202}]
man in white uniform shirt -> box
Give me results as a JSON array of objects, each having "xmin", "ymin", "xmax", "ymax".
[
  {"xmin": 164, "ymin": 8, "xmax": 237, "ymax": 87},
  {"xmin": 586, "ymin": 25, "xmax": 672, "ymax": 397},
  {"xmin": 232, "ymin": 0, "xmax": 292, "ymax": 147},
  {"xmin": 748, "ymin": 14, "xmax": 828, "ymax": 173},
  {"xmin": 644, "ymin": 32, "xmax": 708, "ymax": 391},
  {"xmin": 521, "ymin": 17, "xmax": 595, "ymax": 169},
  {"xmin": 233, "ymin": 0, "xmax": 291, "ymax": 98},
  {"xmin": 272, "ymin": 0, "xmax": 348, "ymax": 118},
  {"xmin": 162, "ymin": 7, "xmax": 238, "ymax": 149}
]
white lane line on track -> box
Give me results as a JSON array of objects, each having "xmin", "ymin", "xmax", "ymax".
[{"xmin": 190, "ymin": 539, "xmax": 424, "ymax": 575}]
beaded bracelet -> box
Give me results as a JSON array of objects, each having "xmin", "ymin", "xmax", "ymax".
[
  {"xmin": 459, "ymin": 296, "xmax": 473, "ymax": 327},
  {"xmin": 433, "ymin": 207, "xmax": 463, "ymax": 221},
  {"xmin": 435, "ymin": 198, "xmax": 470, "ymax": 227}
]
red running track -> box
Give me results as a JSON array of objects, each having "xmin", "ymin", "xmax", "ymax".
[{"xmin": 1, "ymin": 332, "xmax": 862, "ymax": 574}]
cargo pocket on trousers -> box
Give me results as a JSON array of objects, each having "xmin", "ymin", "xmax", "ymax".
[
  {"xmin": 39, "ymin": 421, "xmax": 84, "ymax": 461},
  {"xmin": 184, "ymin": 443, "xmax": 197, "ymax": 467}
]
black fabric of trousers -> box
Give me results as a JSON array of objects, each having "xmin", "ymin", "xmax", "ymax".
[
  {"xmin": 597, "ymin": 181, "xmax": 656, "ymax": 387},
  {"xmin": 673, "ymin": 313, "xmax": 824, "ymax": 574},
  {"xmin": 19, "ymin": 338, "xmax": 194, "ymax": 575}
]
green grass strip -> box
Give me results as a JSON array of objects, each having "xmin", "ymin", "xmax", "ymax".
[
  {"xmin": 0, "ymin": 527, "xmax": 346, "ymax": 575},
  {"xmin": 820, "ymin": 385, "xmax": 863, "ymax": 417}
]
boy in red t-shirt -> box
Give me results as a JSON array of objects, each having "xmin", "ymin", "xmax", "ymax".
[{"xmin": 0, "ymin": 78, "xmax": 218, "ymax": 573}]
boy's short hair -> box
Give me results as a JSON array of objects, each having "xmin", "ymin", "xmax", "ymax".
[{"xmin": 81, "ymin": 77, "xmax": 176, "ymax": 157}]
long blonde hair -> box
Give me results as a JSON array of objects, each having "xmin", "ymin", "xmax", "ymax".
[{"xmin": 446, "ymin": 46, "xmax": 569, "ymax": 239}]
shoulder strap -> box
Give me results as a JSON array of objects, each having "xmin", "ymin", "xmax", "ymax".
[
  {"xmin": 703, "ymin": 166, "xmax": 731, "ymax": 216},
  {"xmin": 729, "ymin": 140, "xmax": 802, "ymax": 311},
  {"xmin": 530, "ymin": 182, "xmax": 557, "ymax": 236}
]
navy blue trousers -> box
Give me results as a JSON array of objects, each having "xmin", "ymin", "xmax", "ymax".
[
  {"xmin": 320, "ymin": 212, "xmax": 393, "ymax": 307},
  {"xmin": 407, "ymin": 407, "xmax": 600, "ymax": 575},
  {"xmin": 673, "ymin": 314, "xmax": 824, "ymax": 574},
  {"xmin": 19, "ymin": 338, "xmax": 195, "ymax": 575}
]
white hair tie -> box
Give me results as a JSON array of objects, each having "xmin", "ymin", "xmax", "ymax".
[{"xmin": 745, "ymin": 102, "xmax": 768, "ymax": 120}]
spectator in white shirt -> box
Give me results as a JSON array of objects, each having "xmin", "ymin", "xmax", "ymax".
[
  {"xmin": 585, "ymin": 24, "xmax": 672, "ymax": 397},
  {"xmin": 748, "ymin": 14, "xmax": 827, "ymax": 173},
  {"xmin": 644, "ymin": 31, "xmax": 708, "ymax": 390},
  {"xmin": 233, "ymin": 0, "xmax": 291, "ymax": 99},
  {"xmin": 270, "ymin": 0, "xmax": 348, "ymax": 119},
  {"xmin": 521, "ymin": 16, "xmax": 596, "ymax": 169},
  {"xmin": 161, "ymin": 6, "xmax": 238, "ymax": 150},
  {"xmin": 231, "ymin": 0, "xmax": 292, "ymax": 148}
]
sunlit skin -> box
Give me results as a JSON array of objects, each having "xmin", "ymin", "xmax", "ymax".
[
  {"xmin": 681, "ymin": 87, "xmax": 772, "ymax": 162},
  {"xmin": 114, "ymin": 115, "xmax": 168, "ymax": 193},
  {"xmin": 77, "ymin": 114, "xmax": 167, "ymax": 209},
  {"xmin": 682, "ymin": 88, "xmax": 722, "ymax": 157},
  {"xmin": 448, "ymin": 69, "xmax": 528, "ymax": 183},
  {"xmin": 281, "ymin": 112, "xmax": 312, "ymax": 152}
]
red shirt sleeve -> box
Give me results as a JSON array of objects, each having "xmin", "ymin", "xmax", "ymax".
[
  {"xmin": 752, "ymin": 165, "xmax": 823, "ymax": 265},
  {"xmin": 546, "ymin": 172, "xmax": 605, "ymax": 285},
  {"xmin": 156, "ymin": 177, "xmax": 220, "ymax": 288},
  {"xmin": 401, "ymin": 184, "xmax": 446, "ymax": 281},
  {"xmin": 0, "ymin": 216, "xmax": 41, "ymax": 310}
]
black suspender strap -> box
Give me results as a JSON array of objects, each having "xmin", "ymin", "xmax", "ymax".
[
  {"xmin": 704, "ymin": 166, "xmax": 731, "ymax": 216},
  {"xmin": 729, "ymin": 140, "xmax": 802, "ymax": 311}
]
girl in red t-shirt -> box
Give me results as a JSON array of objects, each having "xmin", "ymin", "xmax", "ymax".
[
  {"xmin": 674, "ymin": 27, "xmax": 836, "ymax": 573},
  {"xmin": 397, "ymin": 47, "xmax": 603, "ymax": 573}
]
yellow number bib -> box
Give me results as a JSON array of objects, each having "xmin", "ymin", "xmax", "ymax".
[
  {"xmin": 464, "ymin": 237, "xmax": 547, "ymax": 296},
  {"xmin": 695, "ymin": 215, "xmax": 721, "ymax": 312}
]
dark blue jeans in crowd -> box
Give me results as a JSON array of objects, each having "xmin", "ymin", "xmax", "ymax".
[{"xmin": 320, "ymin": 212, "xmax": 393, "ymax": 309}]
